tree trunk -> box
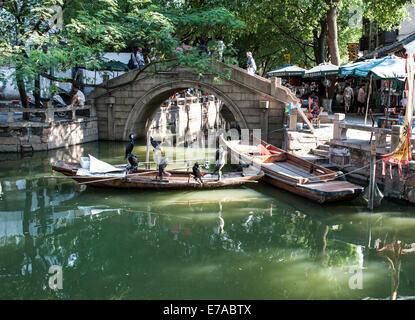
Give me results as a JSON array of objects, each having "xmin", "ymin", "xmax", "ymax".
[
  {"xmin": 16, "ymin": 71, "xmax": 29, "ymax": 120},
  {"xmin": 313, "ymin": 19, "xmax": 327, "ymax": 65},
  {"xmin": 326, "ymin": 3, "xmax": 341, "ymax": 66},
  {"xmin": 34, "ymin": 73, "xmax": 41, "ymax": 108}
]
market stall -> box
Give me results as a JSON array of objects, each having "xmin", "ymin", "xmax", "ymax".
[
  {"xmin": 267, "ymin": 64, "xmax": 308, "ymax": 98},
  {"xmin": 304, "ymin": 62, "xmax": 340, "ymax": 112},
  {"xmin": 339, "ymin": 55, "xmax": 407, "ymax": 126}
]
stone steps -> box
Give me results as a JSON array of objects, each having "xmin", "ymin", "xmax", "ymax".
[
  {"xmin": 20, "ymin": 144, "xmax": 33, "ymax": 153},
  {"xmin": 318, "ymin": 144, "xmax": 330, "ymax": 151},
  {"xmin": 312, "ymin": 148, "xmax": 330, "ymax": 157},
  {"xmin": 298, "ymin": 154, "xmax": 330, "ymax": 165}
]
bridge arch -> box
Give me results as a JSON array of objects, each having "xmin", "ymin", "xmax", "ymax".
[
  {"xmin": 89, "ymin": 61, "xmax": 299, "ymax": 146},
  {"xmin": 123, "ymin": 80, "xmax": 248, "ymax": 140}
]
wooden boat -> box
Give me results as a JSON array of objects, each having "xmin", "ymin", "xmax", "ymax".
[
  {"xmin": 52, "ymin": 161, "xmax": 264, "ymax": 190},
  {"xmin": 221, "ymin": 137, "xmax": 364, "ymax": 203}
]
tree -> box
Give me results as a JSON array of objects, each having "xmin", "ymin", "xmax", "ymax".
[
  {"xmin": 0, "ymin": 0, "xmax": 243, "ymax": 114},
  {"xmin": 220, "ymin": 0, "xmax": 415, "ymax": 69},
  {"xmin": 325, "ymin": 0, "xmax": 415, "ymax": 66}
]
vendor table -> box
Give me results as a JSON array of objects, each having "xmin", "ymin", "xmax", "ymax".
[
  {"xmin": 376, "ymin": 117, "xmax": 400, "ymax": 128},
  {"xmin": 376, "ymin": 116, "xmax": 415, "ymax": 129}
]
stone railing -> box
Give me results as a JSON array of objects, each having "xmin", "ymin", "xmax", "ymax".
[
  {"xmin": 0, "ymin": 100, "xmax": 96, "ymax": 127},
  {"xmin": 331, "ymin": 113, "xmax": 394, "ymax": 154},
  {"xmin": 165, "ymin": 95, "xmax": 216, "ymax": 107}
]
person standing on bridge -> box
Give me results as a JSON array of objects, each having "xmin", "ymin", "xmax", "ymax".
[
  {"xmin": 134, "ymin": 47, "xmax": 145, "ymax": 69},
  {"xmin": 217, "ymin": 38, "xmax": 225, "ymax": 61},
  {"xmin": 246, "ymin": 52, "xmax": 256, "ymax": 75}
]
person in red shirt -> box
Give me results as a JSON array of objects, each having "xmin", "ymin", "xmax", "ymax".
[{"xmin": 306, "ymin": 97, "xmax": 321, "ymax": 120}]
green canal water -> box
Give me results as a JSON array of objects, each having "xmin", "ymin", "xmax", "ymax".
[{"xmin": 1, "ymin": 141, "xmax": 415, "ymax": 300}]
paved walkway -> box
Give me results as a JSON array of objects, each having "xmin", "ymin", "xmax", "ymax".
[{"xmin": 303, "ymin": 113, "xmax": 373, "ymax": 142}]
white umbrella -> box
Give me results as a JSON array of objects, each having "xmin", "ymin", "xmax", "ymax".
[
  {"xmin": 268, "ymin": 65, "xmax": 306, "ymax": 77},
  {"xmin": 304, "ymin": 62, "xmax": 339, "ymax": 78}
]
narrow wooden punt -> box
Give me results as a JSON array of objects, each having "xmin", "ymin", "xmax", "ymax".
[
  {"xmin": 52, "ymin": 161, "xmax": 264, "ymax": 190},
  {"xmin": 221, "ymin": 137, "xmax": 364, "ymax": 204}
]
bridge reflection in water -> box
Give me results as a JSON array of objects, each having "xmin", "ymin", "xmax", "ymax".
[
  {"xmin": 1, "ymin": 141, "xmax": 415, "ymax": 299},
  {"xmin": 149, "ymin": 89, "xmax": 237, "ymax": 149}
]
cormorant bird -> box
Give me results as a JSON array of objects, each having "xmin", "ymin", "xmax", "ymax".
[
  {"xmin": 127, "ymin": 153, "xmax": 139, "ymax": 170},
  {"xmin": 156, "ymin": 151, "xmax": 170, "ymax": 181},
  {"xmin": 235, "ymin": 161, "xmax": 250, "ymax": 172},
  {"xmin": 213, "ymin": 146, "xmax": 226, "ymax": 181},
  {"xmin": 150, "ymin": 136, "xmax": 162, "ymax": 151},
  {"xmin": 191, "ymin": 162, "xmax": 203, "ymax": 185},
  {"xmin": 125, "ymin": 134, "xmax": 135, "ymax": 158}
]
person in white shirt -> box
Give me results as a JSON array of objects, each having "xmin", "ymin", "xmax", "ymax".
[
  {"xmin": 134, "ymin": 47, "xmax": 145, "ymax": 68},
  {"xmin": 68, "ymin": 86, "xmax": 85, "ymax": 107},
  {"xmin": 217, "ymin": 39, "xmax": 225, "ymax": 61},
  {"xmin": 246, "ymin": 52, "xmax": 256, "ymax": 75}
]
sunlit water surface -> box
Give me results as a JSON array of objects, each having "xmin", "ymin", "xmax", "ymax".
[{"xmin": 1, "ymin": 141, "xmax": 415, "ymax": 300}]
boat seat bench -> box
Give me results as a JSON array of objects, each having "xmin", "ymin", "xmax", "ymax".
[{"xmin": 269, "ymin": 162, "xmax": 321, "ymax": 180}]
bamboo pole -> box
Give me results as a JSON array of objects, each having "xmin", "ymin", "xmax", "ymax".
[
  {"xmin": 296, "ymin": 105, "xmax": 315, "ymax": 135},
  {"xmin": 146, "ymin": 131, "xmax": 151, "ymax": 169},
  {"xmin": 364, "ymin": 74, "xmax": 373, "ymax": 126},
  {"xmin": 368, "ymin": 140, "xmax": 377, "ymax": 210}
]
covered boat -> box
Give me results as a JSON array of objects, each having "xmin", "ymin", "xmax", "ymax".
[
  {"xmin": 221, "ymin": 137, "xmax": 364, "ymax": 203},
  {"xmin": 52, "ymin": 155, "xmax": 264, "ymax": 190}
]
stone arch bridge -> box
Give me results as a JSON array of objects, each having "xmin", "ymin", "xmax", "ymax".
[{"xmin": 89, "ymin": 60, "xmax": 299, "ymax": 147}]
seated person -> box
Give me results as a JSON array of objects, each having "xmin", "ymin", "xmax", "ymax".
[
  {"xmin": 300, "ymin": 95, "xmax": 309, "ymax": 109},
  {"xmin": 306, "ymin": 99, "xmax": 321, "ymax": 121},
  {"xmin": 68, "ymin": 86, "xmax": 85, "ymax": 107},
  {"xmin": 308, "ymin": 92, "xmax": 319, "ymax": 106},
  {"xmin": 383, "ymin": 106, "xmax": 397, "ymax": 117}
]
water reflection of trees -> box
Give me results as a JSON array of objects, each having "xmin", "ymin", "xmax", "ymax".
[
  {"xmin": 1, "ymin": 193, "xmax": 365, "ymax": 299},
  {"xmin": 3, "ymin": 141, "xmax": 414, "ymax": 299}
]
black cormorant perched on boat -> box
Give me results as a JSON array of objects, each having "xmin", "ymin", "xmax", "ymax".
[
  {"xmin": 156, "ymin": 151, "xmax": 170, "ymax": 181},
  {"xmin": 125, "ymin": 134, "xmax": 135, "ymax": 158},
  {"xmin": 150, "ymin": 136, "xmax": 162, "ymax": 151},
  {"xmin": 213, "ymin": 146, "xmax": 226, "ymax": 181},
  {"xmin": 127, "ymin": 153, "xmax": 139, "ymax": 171},
  {"xmin": 191, "ymin": 162, "xmax": 203, "ymax": 185}
]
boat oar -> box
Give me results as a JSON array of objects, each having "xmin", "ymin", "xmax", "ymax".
[
  {"xmin": 78, "ymin": 170, "xmax": 159, "ymax": 185},
  {"xmin": 116, "ymin": 158, "xmax": 206, "ymax": 167}
]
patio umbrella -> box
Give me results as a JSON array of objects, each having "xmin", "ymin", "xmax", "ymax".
[
  {"xmin": 101, "ymin": 60, "xmax": 129, "ymax": 72},
  {"xmin": 268, "ymin": 63, "xmax": 292, "ymax": 73},
  {"xmin": 267, "ymin": 65, "xmax": 306, "ymax": 77},
  {"xmin": 339, "ymin": 55, "xmax": 406, "ymax": 81},
  {"xmin": 304, "ymin": 62, "xmax": 339, "ymax": 78}
]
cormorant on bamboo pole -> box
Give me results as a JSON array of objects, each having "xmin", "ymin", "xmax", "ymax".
[{"xmin": 125, "ymin": 134, "xmax": 135, "ymax": 158}]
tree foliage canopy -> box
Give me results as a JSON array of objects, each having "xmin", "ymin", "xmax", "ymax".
[
  {"xmin": 0, "ymin": 0, "xmax": 414, "ymax": 103},
  {"xmin": 0, "ymin": 0, "xmax": 243, "ymax": 104}
]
